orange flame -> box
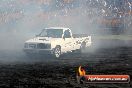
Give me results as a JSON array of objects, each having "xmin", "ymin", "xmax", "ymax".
[{"xmin": 78, "ymin": 66, "xmax": 86, "ymax": 76}]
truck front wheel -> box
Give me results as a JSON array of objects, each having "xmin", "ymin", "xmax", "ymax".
[{"xmin": 53, "ymin": 46, "xmax": 61, "ymax": 58}]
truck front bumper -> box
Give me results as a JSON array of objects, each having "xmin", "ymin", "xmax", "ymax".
[{"xmin": 23, "ymin": 49, "xmax": 54, "ymax": 55}]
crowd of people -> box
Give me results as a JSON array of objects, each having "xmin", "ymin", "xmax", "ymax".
[{"xmin": 0, "ymin": 0, "xmax": 132, "ymax": 34}]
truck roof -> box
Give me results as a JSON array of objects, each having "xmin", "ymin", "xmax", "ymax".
[{"xmin": 46, "ymin": 27, "xmax": 69, "ymax": 30}]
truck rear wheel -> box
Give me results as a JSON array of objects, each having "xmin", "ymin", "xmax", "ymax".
[{"xmin": 53, "ymin": 46, "xmax": 61, "ymax": 58}]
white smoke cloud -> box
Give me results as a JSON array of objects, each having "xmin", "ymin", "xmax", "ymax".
[{"xmin": 0, "ymin": 0, "xmax": 131, "ymax": 61}]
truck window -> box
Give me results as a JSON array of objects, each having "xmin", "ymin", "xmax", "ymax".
[
  {"xmin": 39, "ymin": 29, "xmax": 63, "ymax": 38},
  {"xmin": 64, "ymin": 30, "xmax": 71, "ymax": 38}
]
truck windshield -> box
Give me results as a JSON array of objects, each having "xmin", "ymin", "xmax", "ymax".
[{"xmin": 39, "ymin": 29, "xmax": 63, "ymax": 38}]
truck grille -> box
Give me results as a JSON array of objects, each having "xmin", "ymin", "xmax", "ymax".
[
  {"xmin": 28, "ymin": 44, "xmax": 36, "ymax": 49},
  {"xmin": 37, "ymin": 43, "xmax": 51, "ymax": 49}
]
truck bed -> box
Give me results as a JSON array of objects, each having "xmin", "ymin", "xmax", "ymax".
[{"xmin": 73, "ymin": 34, "xmax": 89, "ymax": 38}]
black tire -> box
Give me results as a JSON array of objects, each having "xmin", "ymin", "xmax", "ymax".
[{"xmin": 53, "ymin": 46, "xmax": 61, "ymax": 58}]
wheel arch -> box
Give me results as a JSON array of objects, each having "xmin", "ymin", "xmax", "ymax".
[{"xmin": 55, "ymin": 45, "xmax": 61, "ymax": 49}]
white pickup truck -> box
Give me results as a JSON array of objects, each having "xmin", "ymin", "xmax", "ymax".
[{"xmin": 24, "ymin": 27, "xmax": 92, "ymax": 58}]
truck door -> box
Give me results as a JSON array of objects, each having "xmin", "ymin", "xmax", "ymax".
[{"xmin": 63, "ymin": 29, "xmax": 73, "ymax": 52}]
